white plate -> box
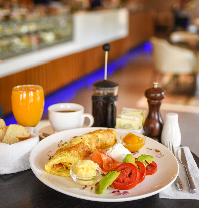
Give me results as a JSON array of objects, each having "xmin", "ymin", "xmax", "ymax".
[{"xmin": 30, "ymin": 127, "xmax": 178, "ymax": 202}]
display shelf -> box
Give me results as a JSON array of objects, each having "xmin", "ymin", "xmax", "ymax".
[{"xmin": 0, "ymin": 14, "xmax": 73, "ymax": 59}]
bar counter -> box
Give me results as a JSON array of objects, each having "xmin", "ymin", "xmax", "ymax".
[{"xmin": 0, "ymin": 8, "xmax": 154, "ymax": 115}]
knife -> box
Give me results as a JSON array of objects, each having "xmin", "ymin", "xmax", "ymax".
[{"xmin": 179, "ymin": 148, "xmax": 196, "ymax": 194}]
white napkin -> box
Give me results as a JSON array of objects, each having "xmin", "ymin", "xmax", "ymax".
[
  {"xmin": 159, "ymin": 146, "xmax": 199, "ymax": 200},
  {"xmin": 0, "ymin": 127, "xmax": 39, "ymax": 174}
]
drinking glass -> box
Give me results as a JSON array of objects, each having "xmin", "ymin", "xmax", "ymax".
[{"xmin": 12, "ymin": 85, "xmax": 44, "ymax": 127}]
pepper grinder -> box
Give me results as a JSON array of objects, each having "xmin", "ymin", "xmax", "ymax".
[{"xmin": 143, "ymin": 82, "xmax": 166, "ymax": 142}]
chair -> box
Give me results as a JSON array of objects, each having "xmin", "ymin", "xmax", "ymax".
[
  {"xmin": 170, "ymin": 31, "xmax": 199, "ymax": 42},
  {"xmin": 150, "ymin": 37, "xmax": 197, "ymax": 88}
]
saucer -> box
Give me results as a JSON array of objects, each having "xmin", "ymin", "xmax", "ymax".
[
  {"xmin": 35, "ymin": 120, "xmax": 55, "ymax": 135},
  {"xmin": 35, "ymin": 120, "xmax": 89, "ymax": 136}
]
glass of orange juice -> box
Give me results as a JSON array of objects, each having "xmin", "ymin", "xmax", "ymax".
[{"xmin": 12, "ymin": 85, "xmax": 44, "ymax": 127}]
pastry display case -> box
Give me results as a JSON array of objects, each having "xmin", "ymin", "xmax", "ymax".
[{"xmin": 0, "ymin": 14, "xmax": 73, "ymax": 59}]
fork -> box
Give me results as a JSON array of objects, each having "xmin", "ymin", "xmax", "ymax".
[{"xmin": 167, "ymin": 141, "xmax": 183, "ymax": 191}]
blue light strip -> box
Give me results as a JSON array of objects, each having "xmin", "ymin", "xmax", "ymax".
[{"xmin": 4, "ymin": 42, "xmax": 152, "ymax": 125}]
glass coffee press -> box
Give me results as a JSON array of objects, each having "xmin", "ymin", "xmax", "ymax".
[{"xmin": 92, "ymin": 44, "xmax": 118, "ymax": 128}]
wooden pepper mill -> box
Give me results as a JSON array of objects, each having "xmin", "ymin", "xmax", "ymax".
[{"xmin": 143, "ymin": 82, "xmax": 166, "ymax": 142}]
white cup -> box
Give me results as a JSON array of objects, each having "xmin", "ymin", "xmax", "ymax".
[{"xmin": 48, "ymin": 103, "xmax": 94, "ymax": 132}]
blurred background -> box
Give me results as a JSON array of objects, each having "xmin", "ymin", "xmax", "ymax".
[{"xmin": 1, "ymin": 0, "xmax": 199, "ymax": 124}]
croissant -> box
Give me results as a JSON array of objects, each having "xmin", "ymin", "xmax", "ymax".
[{"xmin": 45, "ymin": 129, "xmax": 117, "ymax": 177}]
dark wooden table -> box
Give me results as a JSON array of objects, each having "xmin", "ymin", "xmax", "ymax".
[{"xmin": 0, "ymin": 153, "xmax": 198, "ymax": 208}]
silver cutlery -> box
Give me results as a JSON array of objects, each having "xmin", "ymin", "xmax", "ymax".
[
  {"xmin": 167, "ymin": 141, "xmax": 183, "ymax": 191},
  {"xmin": 178, "ymin": 147, "xmax": 196, "ymax": 194}
]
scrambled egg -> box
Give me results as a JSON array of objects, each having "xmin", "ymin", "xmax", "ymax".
[{"xmin": 73, "ymin": 160, "xmax": 99, "ymax": 177}]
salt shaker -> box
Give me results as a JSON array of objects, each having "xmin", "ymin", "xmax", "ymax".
[{"xmin": 161, "ymin": 113, "xmax": 181, "ymax": 147}]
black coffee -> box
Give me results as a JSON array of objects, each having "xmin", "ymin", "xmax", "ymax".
[
  {"xmin": 92, "ymin": 101, "xmax": 116, "ymax": 128},
  {"xmin": 56, "ymin": 110, "xmax": 76, "ymax": 113}
]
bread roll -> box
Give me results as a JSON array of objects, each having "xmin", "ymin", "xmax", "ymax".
[
  {"xmin": 0, "ymin": 119, "xmax": 6, "ymax": 128},
  {"xmin": 0, "ymin": 126, "xmax": 8, "ymax": 142},
  {"xmin": 2, "ymin": 124, "xmax": 30, "ymax": 144}
]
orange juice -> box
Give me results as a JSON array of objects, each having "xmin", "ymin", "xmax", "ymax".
[{"xmin": 12, "ymin": 85, "xmax": 44, "ymax": 127}]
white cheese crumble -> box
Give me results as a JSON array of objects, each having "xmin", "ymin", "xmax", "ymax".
[{"xmin": 106, "ymin": 143, "xmax": 131, "ymax": 163}]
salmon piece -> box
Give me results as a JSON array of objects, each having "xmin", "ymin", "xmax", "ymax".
[
  {"xmin": 91, "ymin": 149, "xmax": 103, "ymax": 168},
  {"xmin": 100, "ymin": 151, "xmax": 118, "ymax": 171},
  {"xmin": 92, "ymin": 149, "xmax": 118, "ymax": 172}
]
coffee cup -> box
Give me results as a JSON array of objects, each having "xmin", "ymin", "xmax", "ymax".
[{"xmin": 48, "ymin": 103, "xmax": 94, "ymax": 132}]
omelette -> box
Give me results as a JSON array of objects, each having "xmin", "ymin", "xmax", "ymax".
[{"xmin": 45, "ymin": 129, "xmax": 117, "ymax": 177}]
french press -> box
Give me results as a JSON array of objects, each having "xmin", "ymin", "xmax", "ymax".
[{"xmin": 92, "ymin": 44, "xmax": 119, "ymax": 128}]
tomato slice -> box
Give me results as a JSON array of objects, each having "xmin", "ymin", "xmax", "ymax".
[
  {"xmin": 135, "ymin": 161, "xmax": 146, "ymax": 183},
  {"xmin": 91, "ymin": 149, "xmax": 118, "ymax": 172},
  {"xmin": 112, "ymin": 163, "xmax": 140, "ymax": 190},
  {"xmin": 146, "ymin": 161, "xmax": 157, "ymax": 175}
]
